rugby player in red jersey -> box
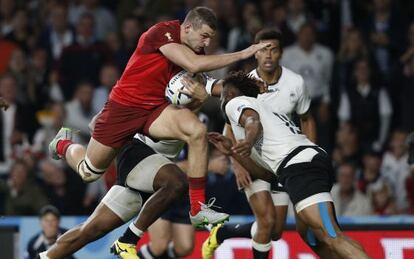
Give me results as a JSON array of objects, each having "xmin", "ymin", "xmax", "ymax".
[{"xmin": 48, "ymin": 5, "xmax": 269, "ymax": 251}]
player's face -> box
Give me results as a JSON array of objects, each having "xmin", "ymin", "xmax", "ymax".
[
  {"xmin": 220, "ymin": 84, "xmax": 239, "ymax": 112},
  {"xmin": 185, "ymin": 23, "xmax": 215, "ymax": 53},
  {"xmin": 255, "ymin": 40, "xmax": 281, "ymax": 73}
]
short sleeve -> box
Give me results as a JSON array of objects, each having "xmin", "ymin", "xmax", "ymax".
[
  {"xmin": 225, "ymin": 97, "xmax": 259, "ymax": 125},
  {"xmin": 144, "ymin": 21, "xmax": 181, "ymax": 51},
  {"xmin": 295, "ymin": 76, "xmax": 311, "ymax": 115}
]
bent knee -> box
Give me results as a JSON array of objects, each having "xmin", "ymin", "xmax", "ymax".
[
  {"xmin": 188, "ymin": 122, "xmax": 207, "ymax": 141},
  {"xmin": 175, "ymin": 242, "xmax": 195, "ymax": 256}
]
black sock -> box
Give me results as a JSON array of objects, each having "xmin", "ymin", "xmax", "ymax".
[
  {"xmin": 119, "ymin": 227, "xmax": 140, "ymax": 244},
  {"xmin": 253, "ymin": 248, "xmax": 269, "ymax": 259},
  {"xmin": 216, "ymin": 222, "xmax": 254, "ymax": 243}
]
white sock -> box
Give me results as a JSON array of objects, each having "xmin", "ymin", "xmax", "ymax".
[
  {"xmin": 39, "ymin": 251, "xmax": 50, "ymax": 259},
  {"xmin": 128, "ymin": 222, "xmax": 144, "ymax": 237},
  {"xmin": 252, "ymin": 239, "xmax": 271, "ymax": 252}
]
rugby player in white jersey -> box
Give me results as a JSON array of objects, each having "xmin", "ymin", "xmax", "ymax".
[
  {"xmin": 208, "ymin": 72, "xmax": 369, "ymax": 259},
  {"xmin": 202, "ymin": 29, "xmax": 317, "ymax": 259}
]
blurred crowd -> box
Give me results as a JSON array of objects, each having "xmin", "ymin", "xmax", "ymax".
[{"xmin": 1, "ymin": 0, "xmax": 414, "ymax": 217}]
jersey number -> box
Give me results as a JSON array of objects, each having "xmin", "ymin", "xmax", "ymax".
[{"xmin": 274, "ymin": 113, "xmax": 302, "ymax": 134}]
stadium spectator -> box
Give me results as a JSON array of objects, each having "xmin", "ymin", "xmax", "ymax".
[
  {"xmin": 0, "ymin": 0, "xmax": 16, "ymax": 36},
  {"xmin": 381, "ymin": 129, "xmax": 410, "ymax": 213},
  {"xmin": 358, "ymin": 150, "xmax": 383, "ymax": 193},
  {"xmin": 285, "ymin": 0, "xmax": 309, "ymax": 35},
  {"xmin": 38, "ymin": 3, "xmax": 75, "ymax": 62},
  {"xmin": 368, "ymin": 179, "xmax": 398, "ymax": 215},
  {"xmin": 58, "ymin": 13, "xmax": 110, "ymax": 100},
  {"xmin": 115, "ymin": 16, "xmax": 142, "ymax": 71},
  {"xmin": 0, "ymin": 159, "xmax": 47, "ymax": 215},
  {"xmin": 268, "ymin": 3, "xmax": 295, "ymax": 46},
  {"xmin": 26, "ymin": 205, "xmax": 75, "ymax": 259},
  {"xmin": 281, "ymin": 23, "xmax": 333, "ymax": 149},
  {"xmin": 64, "ymin": 82, "xmax": 95, "ymax": 142},
  {"xmin": 32, "ymin": 103, "xmax": 67, "ymax": 158},
  {"xmin": 38, "ymin": 159, "xmax": 86, "ymax": 215},
  {"xmin": 0, "ymin": 74, "xmax": 38, "ymax": 175},
  {"xmin": 338, "ymin": 58, "xmax": 393, "ymax": 151},
  {"xmin": 331, "ymin": 163, "xmax": 373, "ymax": 216},
  {"xmin": 400, "ymin": 55, "xmax": 414, "ymax": 132},
  {"xmin": 68, "ymin": 0, "xmax": 116, "ymax": 41},
  {"xmin": 4, "ymin": 8, "xmax": 33, "ymax": 53},
  {"xmin": 92, "ymin": 64, "xmax": 119, "ymax": 114},
  {"xmin": 361, "ymin": 0, "xmax": 406, "ymax": 80}
]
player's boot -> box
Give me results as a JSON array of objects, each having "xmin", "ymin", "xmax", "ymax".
[
  {"xmin": 49, "ymin": 127, "xmax": 77, "ymax": 160},
  {"xmin": 189, "ymin": 198, "xmax": 229, "ymax": 228},
  {"xmin": 202, "ymin": 223, "xmax": 223, "ymax": 259},
  {"xmin": 110, "ymin": 240, "xmax": 140, "ymax": 259}
]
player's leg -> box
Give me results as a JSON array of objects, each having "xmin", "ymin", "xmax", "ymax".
[
  {"xmin": 170, "ymin": 222, "xmax": 195, "ymax": 257},
  {"xmin": 294, "ymin": 209, "xmax": 340, "ymax": 258},
  {"xmin": 41, "ymin": 186, "xmax": 141, "ymax": 259},
  {"xmin": 269, "ymin": 190, "xmax": 289, "ymax": 241},
  {"xmin": 138, "ymin": 218, "xmax": 172, "ymax": 258},
  {"xmin": 296, "ymin": 200, "xmax": 369, "ymax": 259},
  {"xmin": 202, "ymin": 181, "xmax": 274, "ymax": 259},
  {"xmin": 148, "ymin": 105, "xmax": 228, "ymax": 225}
]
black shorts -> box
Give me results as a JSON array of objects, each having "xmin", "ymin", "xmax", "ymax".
[
  {"xmin": 116, "ymin": 139, "xmax": 156, "ymax": 187},
  {"xmin": 278, "ymin": 146, "xmax": 334, "ymax": 205},
  {"xmin": 160, "ymin": 194, "xmax": 191, "ymax": 224}
]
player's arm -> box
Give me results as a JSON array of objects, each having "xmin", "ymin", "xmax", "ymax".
[
  {"xmin": 160, "ymin": 42, "xmax": 269, "ymax": 74},
  {"xmin": 299, "ymin": 111, "xmax": 317, "ymax": 143},
  {"xmin": 208, "ymin": 132, "xmax": 273, "ymax": 183},
  {"xmin": 232, "ymin": 108, "xmax": 262, "ymax": 157}
]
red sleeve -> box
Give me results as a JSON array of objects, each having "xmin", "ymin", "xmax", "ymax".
[{"xmin": 143, "ymin": 21, "xmax": 181, "ymax": 52}]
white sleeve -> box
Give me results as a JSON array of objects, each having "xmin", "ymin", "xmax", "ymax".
[
  {"xmin": 204, "ymin": 74, "xmax": 220, "ymax": 95},
  {"xmin": 225, "ymin": 97, "xmax": 259, "ymax": 125},
  {"xmin": 295, "ymin": 76, "xmax": 311, "ymax": 115},
  {"xmin": 337, "ymin": 92, "xmax": 351, "ymax": 122},
  {"xmin": 378, "ymin": 88, "xmax": 393, "ymax": 116}
]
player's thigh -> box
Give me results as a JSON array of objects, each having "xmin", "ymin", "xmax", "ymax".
[
  {"xmin": 85, "ymin": 137, "xmax": 119, "ymax": 169},
  {"xmin": 148, "ymin": 218, "xmax": 172, "ymax": 249},
  {"xmin": 148, "ymin": 105, "xmax": 206, "ymax": 141},
  {"xmin": 296, "ymin": 201, "xmax": 342, "ymax": 241},
  {"xmin": 171, "ymin": 223, "xmax": 195, "ymax": 254}
]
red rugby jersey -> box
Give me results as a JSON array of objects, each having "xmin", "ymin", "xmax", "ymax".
[{"xmin": 110, "ymin": 20, "xmax": 183, "ymax": 109}]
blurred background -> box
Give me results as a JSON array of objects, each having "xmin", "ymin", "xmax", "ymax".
[{"xmin": 1, "ymin": 0, "xmax": 414, "ymax": 258}]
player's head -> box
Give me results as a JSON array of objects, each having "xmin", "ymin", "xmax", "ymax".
[
  {"xmin": 182, "ymin": 7, "xmax": 217, "ymax": 53},
  {"xmin": 39, "ymin": 205, "xmax": 61, "ymax": 239},
  {"xmin": 220, "ymin": 71, "xmax": 260, "ymax": 110},
  {"xmin": 254, "ymin": 29, "xmax": 283, "ymax": 73}
]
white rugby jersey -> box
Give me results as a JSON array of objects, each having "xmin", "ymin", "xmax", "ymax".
[
  {"xmin": 134, "ymin": 133, "xmax": 184, "ymax": 159},
  {"xmin": 249, "ymin": 66, "xmax": 311, "ymax": 118},
  {"xmin": 225, "ymin": 96, "xmax": 314, "ymax": 173}
]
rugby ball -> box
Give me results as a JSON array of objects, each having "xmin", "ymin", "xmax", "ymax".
[{"xmin": 165, "ymin": 71, "xmax": 206, "ymax": 105}]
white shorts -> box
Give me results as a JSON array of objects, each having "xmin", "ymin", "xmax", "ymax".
[
  {"xmin": 244, "ymin": 179, "xmax": 290, "ymax": 206},
  {"xmin": 101, "ymin": 185, "xmax": 143, "ymax": 222},
  {"xmin": 295, "ymin": 192, "xmax": 333, "ymax": 213},
  {"xmin": 126, "ymin": 154, "xmax": 173, "ymax": 192}
]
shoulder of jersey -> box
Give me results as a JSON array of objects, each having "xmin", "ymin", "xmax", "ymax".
[{"xmin": 282, "ymin": 66, "xmax": 303, "ymax": 82}]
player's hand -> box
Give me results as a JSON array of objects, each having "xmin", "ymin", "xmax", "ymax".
[
  {"xmin": 179, "ymin": 75, "xmax": 208, "ymax": 103},
  {"xmin": 255, "ymin": 78, "xmax": 268, "ymax": 93},
  {"xmin": 242, "ymin": 42, "xmax": 271, "ymax": 59},
  {"xmin": 232, "ymin": 139, "xmax": 253, "ymax": 157},
  {"xmin": 208, "ymin": 132, "xmax": 233, "ymax": 155},
  {"xmin": 232, "ymin": 161, "xmax": 252, "ymax": 190}
]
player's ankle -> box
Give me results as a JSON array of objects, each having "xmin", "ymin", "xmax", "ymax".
[{"xmin": 56, "ymin": 139, "xmax": 73, "ymax": 157}]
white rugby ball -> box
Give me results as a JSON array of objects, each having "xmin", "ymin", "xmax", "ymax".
[{"xmin": 165, "ymin": 71, "xmax": 206, "ymax": 105}]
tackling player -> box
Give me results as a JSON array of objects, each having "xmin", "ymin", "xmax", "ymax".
[{"xmin": 209, "ymin": 72, "xmax": 370, "ymax": 259}]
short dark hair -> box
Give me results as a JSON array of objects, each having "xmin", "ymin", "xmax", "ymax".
[
  {"xmin": 184, "ymin": 6, "xmax": 217, "ymax": 31},
  {"xmin": 39, "ymin": 205, "xmax": 60, "ymax": 219},
  {"xmin": 223, "ymin": 71, "xmax": 260, "ymax": 98},
  {"xmin": 254, "ymin": 28, "xmax": 283, "ymax": 46}
]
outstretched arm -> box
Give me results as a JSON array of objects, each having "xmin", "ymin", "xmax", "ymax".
[{"xmin": 160, "ymin": 42, "xmax": 270, "ymax": 73}]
